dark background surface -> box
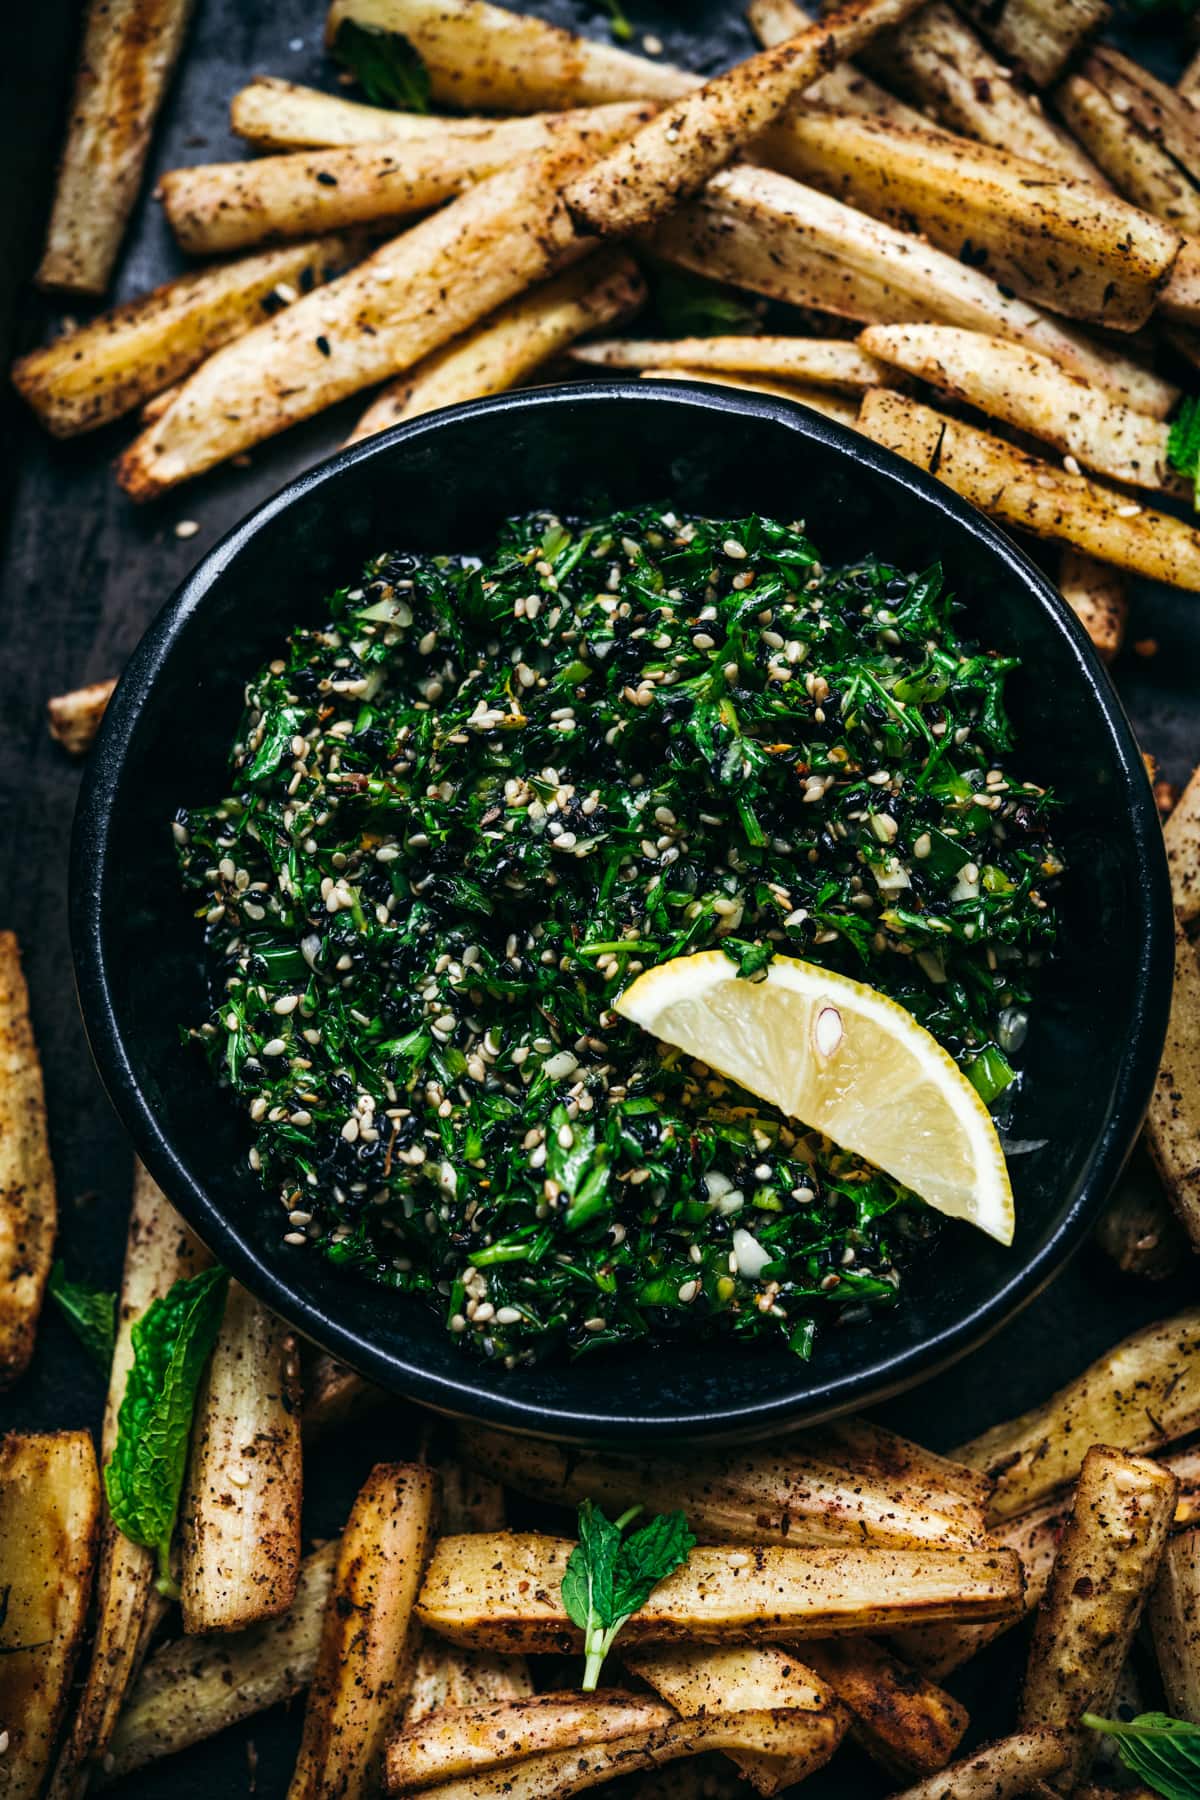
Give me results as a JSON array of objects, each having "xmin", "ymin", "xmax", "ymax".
[{"xmin": 0, "ymin": 1, "xmax": 1196, "ymax": 1793}]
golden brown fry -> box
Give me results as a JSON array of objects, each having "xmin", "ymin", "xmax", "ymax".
[
  {"xmin": 1093, "ymin": 1144, "xmax": 1184, "ymax": 1278},
  {"xmin": 564, "ymin": 0, "xmax": 927, "ymax": 238},
  {"xmin": 37, "ymin": 0, "xmax": 196, "ymax": 294},
  {"xmin": 0, "ymin": 934, "xmax": 54, "ymax": 1389},
  {"xmin": 1086, "ymin": 47, "xmax": 1200, "ymax": 179},
  {"xmin": 389, "ymin": 1694, "xmax": 678, "ymax": 1790},
  {"xmin": 886, "ymin": 1731, "xmax": 1070, "ymax": 1800},
  {"xmin": 747, "ymin": 0, "xmax": 926, "ymax": 125},
  {"xmin": 14, "ymin": 238, "xmax": 358, "ymax": 438},
  {"xmin": 1057, "ymin": 550, "xmax": 1127, "ymax": 665},
  {"xmin": 231, "ymin": 76, "xmax": 534, "ymax": 151},
  {"xmin": 1160, "ymin": 240, "xmax": 1200, "ymax": 328},
  {"xmin": 348, "ymin": 251, "xmax": 644, "ymax": 444},
  {"xmin": 799, "ymin": 1637, "xmax": 968, "ymax": 1778},
  {"xmin": 639, "ymin": 367, "xmax": 862, "ymax": 425},
  {"xmin": 1166, "ymin": 763, "xmax": 1200, "ymax": 926},
  {"xmin": 1148, "ymin": 1526, "xmax": 1200, "ymax": 1722},
  {"xmin": 325, "ymin": 0, "xmax": 694, "ymax": 110},
  {"xmin": 1181, "ymin": 50, "xmax": 1200, "ymax": 106},
  {"xmin": 161, "ymin": 105, "xmax": 653, "ymax": 255},
  {"xmin": 951, "ymin": 0, "xmax": 1108, "ymax": 88},
  {"xmin": 179, "ymin": 1281, "xmax": 302, "ymax": 1634},
  {"xmin": 0, "ymin": 1432, "xmax": 101, "ymax": 1800},
  {"xmin": 417, "ymin": 1533, "xmax": 1024, "ymax": 1651},
  {"xmin": 859, "ymin": 323, "xmax": 1184, "ymax": 495},
  {"xmin": 116, "ymin": 139, "xmax": 606, "ymax": 500},
  {"xmin": 955, "ymin": 1307, "xmax": 1200, "ymax": 1520},
  {"xmin": 300, "ymin": 1350, "xmax": 381, "ymax": 1439},
  {"xmin": 761, "ymin": 111, "xmax": 1181, "ymax": 332},
  {"xmin": 651, "ymin": 164, "xmax": 1178, "ymax": 417},
  {"xmin": 1020, "ymin": 1445, "xmax": 1177, "ymax": 1782},
  {"xmin": 288, "ymin": 1462, "xmax": 436, "ymax": 1800},
  {"xmin": 48, "ymin": 1162, "xmax": 210, "ymax": 1800},
  {"xmin": 574, "ymin": 333, "xmax": 889, "ymax": 390},
  {"xmin": 46, "ymin": 678, "xmax": 118, "ymax": 754},
  {"xmin": 857, "ymin": 389, "xmax": 1200, "ymax": 590},
  {"xmin": 100, "ymin": 1541, "xmax": 338, "ymax": 1782},
  {"xmin": 1147, "ymin": 921, "xmax": 1200, "ymax": 1248},
  {"xmin": 1055, "ymin": 75, "xmax": 1200, "ymax": 237},
  {"xmin": 460, "ymin": 1417, "xmax": 991, "ymax": 1552}
]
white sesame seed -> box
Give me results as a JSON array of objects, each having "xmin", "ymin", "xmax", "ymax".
[
  {"xmin": 723, "ymin": 538, "xmax": 748, "ymax": 560},
  {"xmin": 273, "ymin": 993, "xmax": 300, "ymax": 1015},
  {"xmin": 174, "ymin": 519, "xmax": 200, "ymax": 539},
  {"xmin": 262, "ymin": 1038, "xmax": 287, "ymax": 1057},
  {"xmin": 284, "ymin": 1231, "xmax": 307, "ymax": 1246}
]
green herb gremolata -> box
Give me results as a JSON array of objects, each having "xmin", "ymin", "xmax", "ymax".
[{"xmin": 178, "ymin": 505, "xmax": 1062, "ymax": 1367}]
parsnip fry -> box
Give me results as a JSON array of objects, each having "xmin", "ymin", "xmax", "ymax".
[
  {"xmin": 1147, "ymin": 922, "xmax": 1200, "ymax": 1248},
  {"xmin": 859, "ymin": 323, "xmax": 1184, "ymax": 496},
  {"xmin": 955, "ymin": 1307, "xmax": 1200, "ymax": 1520},
  {"xmin": 348, "ymin": 250, "xmax": 645, "ymax": 444},
  {"xmin": 951, "ymin": 0, "xmax": 1107, "ymax": 88},
  {"xmin": 179, "ymin": 1280, "xmax": 302, "ymax": 1634},
  {"xmin": 887, "ymin": 1730, "xmax": 1070, "ymax": 1800},
  {"xmin": 288, "ymin": 1462, "xmax": 436, "ymax": 1800},
  {"xmin": 800, "ymin": 1637, "xmax": 967, "ymax": 1777},
  {"xmin": 460, "ymin": 1418, "xmax": 991, "ymax": 1552},
  {"xmin": 1182, "ymin": 50, "xmax": 1200, "ymax": 106},
  {"xmin": 14, "ymin": 237, "xmax": 358, "ymax": 438},
  {"xmin": 37, "ymin": 0, "xmax": 196, "ymax": 294},
  {"xmin": 100, "ymin": 1542, "xmax": 337, "ymax": 1782},
  {"xmin": 325, "ymin": 0, "xmax": 695, "ymax": 110},
  {"xmin": 564, "ymin": 0, "xmax": 927, "ymax": 238},
  {"xmin": 1055, "ymin": 75, "xmax": 1200, "ymax": 237},
  {"xmin": 748, "ymin": 0, "xmax": 926, "ymax": 126},
  {"xmin": 651, "ymin": 164, "xmax": 1178, "ymax": 417},
  {"xmin": 0, "ymin": 934, "xmax": 54, "ymax": 1388},
  {"xmin": 117, "ymin": 140, "xmax": 606, "ymax": 499},
  {"xmin": 623, "ymin": 1643, "xmax": 846, "ymax": 1795},
  {"xmin": 231, "ymin": 77, "xmax": 548, "ymax": 151},
  {"xmin": 1160, "ymin": 240, "xmax": 1200, "ymax": 329},
  {"xmin": 640, "ymin": 367, "xmax": 862, "ymax": 425},
  {"xmin": 417, "ymin": 1533, "xmax": 1023, "ymax": 1651},
  {"xmin": 389, "ymin": 1694, "xmax": 677, "ymax": 1789},
  {"xmin": 857, "ymin": 389, "xmax": 1200, "ymax": 590},
  {"xmin": 1094, "ymin": 1143, "xmax": 1183, "ymax": 1279},
  {"xmin": 1148, "ymin": 1526, "xmax": 1200, "ymax": 1722},
  {"xmin": 760, "ymin": 110, "xmax": 1181, "ymax": 331},
  {"xmin": 162, "ymin": 105, "xmax": 653, "ymax": 255},
  {"xmin": 1085, "ymin": 47, "xmax": 1200, "ymax": 180},
  {"xmin": 47, "ymin": 679, "xmax": 118, "ymax": 754},
  {"xmin": 574, "ymin": 333, "xmax": 888, "ymax": 390},
  {"xmin": 1020, "ymin": 1445, "xmax": 1177, "ymax": 1781},
  {"xmin": 1166, "ymin": 763, "xmax": 1200, "ymax": 926},
  {"xmin": 0, "ymin": 1432, "xmax": 101, "ymax": 1800},
  {"xmin": 1058, "ymin": 550, "xmax": 1127, "ymax": 665},
  {"xmin": 301, "ymin": 1351, "xmax": 381, "ymax": 1438},
  {"xmin": 48, "ymin": 1163, "xmax": 209, "ymax": 1800}
]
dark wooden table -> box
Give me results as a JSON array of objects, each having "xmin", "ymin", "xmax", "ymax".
[{"xmin": 0, "ymin": 3, "xmax": 1194, "ymax": 1793}]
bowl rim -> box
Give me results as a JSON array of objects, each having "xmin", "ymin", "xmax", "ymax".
[{"xmin": 70, "ymin": 378, "xmax": 1174, "ymax": 1440}]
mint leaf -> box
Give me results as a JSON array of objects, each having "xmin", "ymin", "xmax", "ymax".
[
  {"xmin": 1084, "ymin": 1711, "xmax": 1200, "ymax": 1799},
  {"xmin": 602, "ymin": 0, "xmax": 634, "ymax": 39},
  {"xmin": 611, "ymin": 1510, "xmax": 696, "ymax": 1619},
  {"xmin": 1167, "ymin": 396, "xmax": 1200, "ymax": 510},
  {"xmin": 104, "ymin": 1265, "xmax": 229, "ymax": 1596},
  {"xmin": 332, "ymin": 19, "xmax": 431, "ymax": 113},
  {"xmin": 651, "ymin": 268, "xmax": 763, "ymax": 338},
  {"xmin": 562, "ymin": 1499, "xmax": 693, "ymax": 1689},
  {"xmin": 47, "ymin": 1261, "xmax": 115, "ymax": 1368}
]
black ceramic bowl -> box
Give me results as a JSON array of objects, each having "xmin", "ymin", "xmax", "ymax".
[{"xmin": 72, "ymin": 382, "xmax": 1172, "ymax": 1442}]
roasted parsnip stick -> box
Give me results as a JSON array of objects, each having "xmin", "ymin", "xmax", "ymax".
[
  {"xmin": 288, "ymin": 1462, "xmax": 436, "ymax": 1800},
  {"xmin": 858, "ymin": 324, "xmax": 1185, "ymax": 496},
  {"xmin": 348, "ymin": 251, "xmax": 645, "ymax": 443},
  {"xmin": 325, "ymin": 0, "xmax": 695, "ymax": 110},
  {"xmin": 1147, "ymin": 922, "xmax": 1200, "ymax": 1248},
  {"xmin": 761, "ymin": 110, "xmax": 1181, "ymax": 331},
  {"xmin": 857, "ymin": 389, "xmax": 1200, "ymax": 590},
  {"xmin": 48, "ymin": 1163, "xmax": 210, "ymax": 1800},
  {"xmin": 640, "ymin": 367, "xmax": 862, "ymax": 425},
  {"xmin": 1181, "ymin": 50, "xmax": 1200, "ymax": 106},
  {"xmin": 799, "ymin": 1636, "xmax": 967, "ymax": 1777},
  {"xmin": 100, "ymin": 1542, "xmax": 338, "ymax": 1782},
  {"xmin": 460, "ymin": 1417, "xmax": 991, "ymax": 1551},
  {"xmin": 1057, "ymin": 550, "xmax": 1127, "ymax": 665},
  {"xmin": 15, "ymin": 237, "xmax": 360, "ymax": 438},
  {"xmin": 1094, "ymin": 1158, "xmax": 1184, "ymax": 1277},
  {"xmin": 955, "ymin": 1308, "xmax": 1200, "ymax": 1520},
  {"xmin": 1086, "ymin": 47, "xmax": 1200, "ymax": 179},
  {"xmin": 576, "ymin": 334, "xmax": 887, "ymax": 390},
  {"xmin": 1159, "ymin": 241, "xmax": 1200, "ymax": 329},
  {"xmin": 951, "ymin": 0, "xmax": 1108, "ymax": 88},
  {"xmin": 37, "ymin": 0, "xmax": 196, "ymax": 294},
  {"xmin": 1148, "ymin": 1526, "xmax": 1200, "ymax": 1723},
  {"xmin": 46, "ymin": 679, "xmax": 118, "ymax": 754},
  {"xmin": 179, "ymin": 1280, "xmax": 302, "ymax": 1634},
  {"xmin": 651, "ymin": 165, "xmax": 1178, "ymax": 417},
  {"xmin": 417, "ymin": 1533, "xmax": 1024, "ymax": 1651},
  {"xmin": 747, "ymin": 0, "xmax": 926, "ymax": 125},
  {"xmin": 301, "ymin": 1350, "xmax": 381, "ymax": 1438},
  {"xmin": 117, "ymin": 140, "xmax": 607, "ymax": 499},
  {"xmin": 1055, "ymin": 75, "xmax": 1200, "ymax": 237},
  {"xmin": 1166, "ymin": 763, "xmax": 1200, "ymax": 926},
  {"xmin": 162, "ymin": 105, "xmax": 653, "ymax": 255},
  {"xmin": 1020, "ymin": 1445, "xmax": 1177, "ymax": 1783},
  {"xmin": 887, "ymin": 1731, "xmax": 1070, "ymax": 1800},
  {"xmin": 0, "ymin": 1432, "xmax": 101, "ymax": 1800},
  {"xmin": 231, "ymin": 77, "xmax": 559, "ymax": 152},
  {"xmin": 564, "ymin": 0, "xmax": 927, "ymax": 238},
  {"xmin": 0, "ymin": 934, "xmax": 54, "ymax": 1388},
  {"xmin": 389, "ymin": 1694, "xmax": 679, "ymax": 1789}
]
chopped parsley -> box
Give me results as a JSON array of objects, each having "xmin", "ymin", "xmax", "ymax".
[{"xmin": 178, "ymin": 506, "xmax": 1062, "ymax": 1368}]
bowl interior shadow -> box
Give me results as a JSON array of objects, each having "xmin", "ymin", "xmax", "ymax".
[{"xmin": 73, "ymin": 384, "xmax": 1169, "ymax": 1441}]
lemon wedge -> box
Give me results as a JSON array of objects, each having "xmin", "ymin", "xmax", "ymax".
[{"xmin": 615, "ymin": 950, "xmax": 1014, "ymax": 1245}]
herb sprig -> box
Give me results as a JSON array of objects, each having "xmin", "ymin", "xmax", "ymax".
[
  {"xmin": 332, "ymin": 18, "xmax": 431, "ymax": 112},
  {"xmin": 1085, "ymin": 1711, "xmax": 1200, "ymax": 1799},
  {"xmin": 1168, "ymin": 396, "xmax": 1200, "ymax": 510},
  {"xmin": 47, "ymin": 1261, "xmax": 116, "ymax": 1368},
  {"xmin": 562, "ymin": 1499, "xmax": 695, "ymax": 1688}
]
